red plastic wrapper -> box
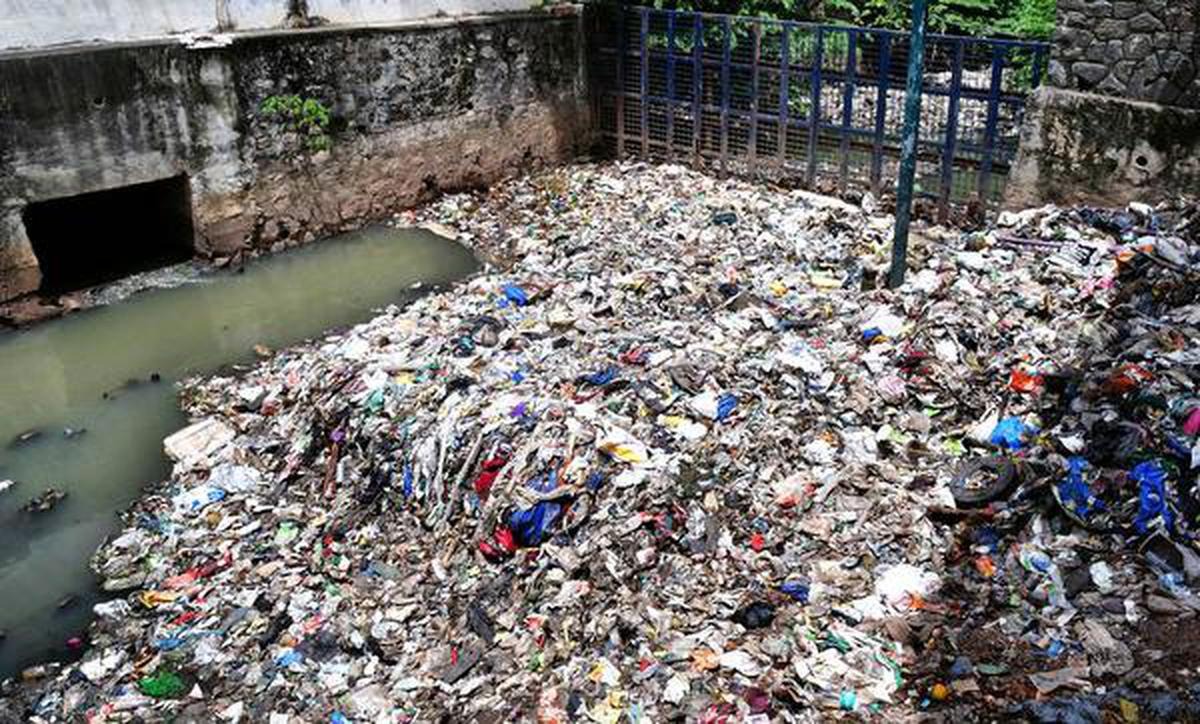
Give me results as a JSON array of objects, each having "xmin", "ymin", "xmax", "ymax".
[
  {"xmin": 1009, "ymin": 368, "xmax": 1044, "ymax": 394},
  {"xmin": 1104, "ymin": 363, "xmax": 1153, "ymax": 395},
  {"xmin": 478, "ymin": 526, "xmax": 517, "ymax": 561},
  {"xmin": 472, "ymin": 455, "xmax": 508, "ymax": 499}
]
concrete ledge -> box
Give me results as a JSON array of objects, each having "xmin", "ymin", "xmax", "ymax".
[
  {"xmin": 0, "ymin": 6, "xmax": 581, "ymax": 60},
  {"xmin": 1005, "ymin": 87, "xmax": 1200, "ymax": 209},
  {"xmin": 0, "ymin": 0, "xmax": 551, "ymax": 53}
]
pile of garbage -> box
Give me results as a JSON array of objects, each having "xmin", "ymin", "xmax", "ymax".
[{"xmin": 3, "ymin": 163, "xmax": 1198, "ymax": 722}]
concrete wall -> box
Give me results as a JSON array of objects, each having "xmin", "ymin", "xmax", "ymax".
[
  {"xmin": 1006, "ymin": 0, "xmax": 1200, "ymax": 208},
  {"xmin": 1005, "ymin": 87, "xmax": 1200, "ymax": 208},
  {"xmin": 0, "ymin": 0, "xmax": 533, "ymax": 51},
  {"xmin": 0, "ymin": 9, "xmax": 588, "ymax": 300}
]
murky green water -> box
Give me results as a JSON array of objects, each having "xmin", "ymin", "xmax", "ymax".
[{"xmin": 0, "ymin": 227, "xmax": 477, "ymax": 678}]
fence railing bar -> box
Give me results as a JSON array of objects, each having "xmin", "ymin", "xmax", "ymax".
[
  {"xmin": 720, "ymin": 16, "xmax": 731, "ymax": 175},
  {"xmin": 806, "ymin": 26, "xmax": 824, "ymax": 186},
  {"xmin": 639, "ymin": 7, "xmax": 649, "ymax": 159},
  {"xmin": 615, "ymin": 6, "xmax": 626, "ymax": 157},
  {"xmin": 602, "ymin": 46, "xmax": 1032, "ymax": 99},
  {"xmin": 626, "ymin": 132, "xmax": 1018, "ymax": 167},
  {"xmin": 977, "ymin": 45, "xmax": 1005, "ymax": 202},
  {"xmin": 871, "ymin": 33, "xmax": 892, "ymax": 195},
  {"xmin": 749, "ymin": 22, "xmax": 761, "ymax": 175},
  {"xmin": 692, "ymin": 14, "xmax": 703, "ymax": 164},
  {"xmin": 840, "ymin": 29, "xmax": 858, "ymax": 194},
  {"xmin": 1032, "ymin": 46, "xmax": 1046, "ymax": 89},
  {"xmin": 665, "ymin": 11, "xmax": 676, "ymax": 159},
  {"xmin": 601, "ymin": 89, "xmax": 1021, "ymax": 153},
  {"xmin": 938, "ymin": 38, "xmax": 965, "ymax": 222},
  {"xmin": 777, "ymin": 23, "xmax": 790, "ymax": 171}
]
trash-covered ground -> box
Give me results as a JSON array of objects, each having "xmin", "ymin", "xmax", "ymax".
[{"xmin": 3, "ymin": 162, "xmax": 1198, "ymax": 722}]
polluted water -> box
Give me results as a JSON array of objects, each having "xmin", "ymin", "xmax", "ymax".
[{"xmin": 0, "ymin": 226, "xmax": 477, "ymax": 678}]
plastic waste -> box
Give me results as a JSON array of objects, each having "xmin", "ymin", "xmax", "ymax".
[
  {"xmin": 8, "ymin": 161, "xmax": 1199, "ymax": 722},
  {"xmin": 990, "ymin": 417, "xmax": 1035, "ymax": 451},
  {"xmin": 138, "ymin": 670, "xmax": 186, "ymax": 698}
]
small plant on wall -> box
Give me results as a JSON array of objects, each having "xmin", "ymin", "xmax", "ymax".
[{"xmin": 260, "ymin": 94, "xmax": 333, "ymax": 157}]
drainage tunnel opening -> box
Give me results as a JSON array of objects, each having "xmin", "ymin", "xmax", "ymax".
[{"xmin": 22, "ymin": 175, "xmax": 196, "ymax": 295}]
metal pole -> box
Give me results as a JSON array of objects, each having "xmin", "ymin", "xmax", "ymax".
[{"xmin": 889, "ymin": 0, "xmax": 928, "ymax": 289}]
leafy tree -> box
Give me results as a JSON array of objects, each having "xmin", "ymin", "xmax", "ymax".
[
  {"xmin": 993, "ymin": 0, "xmax": 1057, "ymax": 38},
  {"xmin": 627, "ymin": 0, "xmax": 1057, "ymax": 38}
]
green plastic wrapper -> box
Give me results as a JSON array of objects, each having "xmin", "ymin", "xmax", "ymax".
[{"xmin": 138, "ymin": 670, "xmax": 186, "ymax": 698}]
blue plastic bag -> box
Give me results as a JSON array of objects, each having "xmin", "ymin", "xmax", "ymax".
[
  {"xmin": 402, "ymin": 464, "xmax": 414, "ymax": 498},
  {"xmin": 500, "ymin": 283, "xmax": 529, "ymax": 307},
  {"xmin": 1055, "ymin": 457, "xmax": 1106, "ymax": 522},
  {"xmin": 585, "ymin": 472, "xmax": 606, "ymax": 492},
  {"xmin": 779, "ymin": 579, "xmax": 810, "ymax": 603},
  {"xmin": 1132, "ymin": 460, "xmax": 1174, "ymax": 534},
  {"xmin": 716, "ymin": 393, "xmax": 738, "ymax": 422},
  {"xmin": 990, "ymin": 416, "xmax": 1034, "ymax": 451}
]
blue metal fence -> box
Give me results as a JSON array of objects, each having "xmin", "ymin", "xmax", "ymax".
[{"xmin": 588, "ymin": 5, "xmax": 1051, "ymax": 219}]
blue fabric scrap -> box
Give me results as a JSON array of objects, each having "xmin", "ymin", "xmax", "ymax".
[
  {"xmin": 509, "ymin": 470, "xmax": 564, "ymax": 547},
  {"xmin": 581, "ymin": 367, "xmax": 618, "ymax": 386}
]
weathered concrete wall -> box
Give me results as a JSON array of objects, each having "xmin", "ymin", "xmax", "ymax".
[
  {"xmin": 0, "ymin": 9, "xmax": 588, "ymax": 300},
  {"xmin": 0, "ymin": 0, "xmax": 533, "ymax": 51},
  {"xmin": 1006, "ymin": 87, "xmax": 1200, "ymax": 209},
  {"xmin": 1047, "ymin": 0, "xmax": 1199, "ymax": 108}
]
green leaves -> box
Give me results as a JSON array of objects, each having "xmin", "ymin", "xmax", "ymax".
[
  {"xmin": 994, "ymin": 0, "xmax": 1057, "ymax": 39},
  {"xmin": 260, "ymin": 94, "xmax": 334, "ymax": 156},
  {"xmin": 627, "ymin": 0, "xmax": 1057, "ymax": 39}
]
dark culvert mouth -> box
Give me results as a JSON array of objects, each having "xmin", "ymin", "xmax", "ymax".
[{"xmin": 21, "ymin": 175, "xmax": 196, "ymax": 295}]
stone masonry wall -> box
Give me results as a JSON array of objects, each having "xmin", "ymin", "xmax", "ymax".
[
  {"xmin": 1048, "ymin": 0, "xmax": 1200, "ymax": 108},
  {"xmin": 0, "ymin": 9, "xmax": 588, "ymax": 301},
  {"xmin": 1006, "ymin": 0, "xmax": 1200, "ymax": 208}
]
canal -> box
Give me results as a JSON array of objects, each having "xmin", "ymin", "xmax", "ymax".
[{"xmin": 0, "ymin": 226, "xmax": 477, "ymax": 678}]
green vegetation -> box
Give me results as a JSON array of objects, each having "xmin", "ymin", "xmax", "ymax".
[
  {"xmin": 260, "ymin": 94, "xmax": 333, "ymax": 154},
  {"xmin": 992, "ymin": 0, "xmax": 1058, "ymax": 39},
  {"xmin": 634, "ymin": 0, "xmax": 1058, "ymax": 39}
]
